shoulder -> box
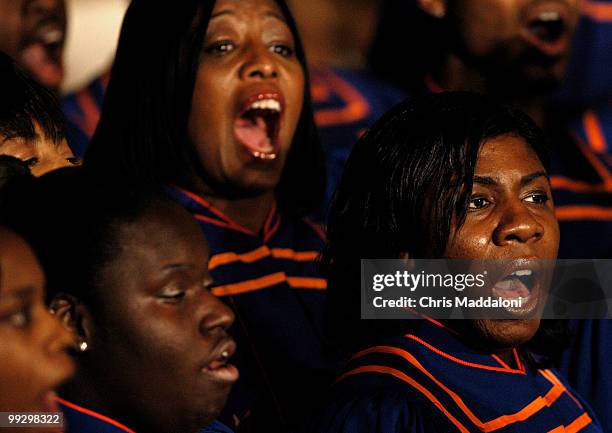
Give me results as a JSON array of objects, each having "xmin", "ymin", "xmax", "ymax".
[
  {"xmin": 310, "ymin": 385, "xmax": 445, "ymax": 433},
  {"xmin": 569, "ymin": 103, "xmax": 612, "ymax": 154},
  {"xmin": 311, "ymin": 67, "xmax": 407, "ymax": 127}
]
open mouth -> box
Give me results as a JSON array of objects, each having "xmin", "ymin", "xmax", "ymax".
[
  {"xmin": 522, "ymin": 2, "xmax": 572, "ymax": 57},
  {"xmin": 202, "ymin": 342, "xmax": 239, "ymax": 383},
  {"xmin": 492, "ymin": 268, "xmax": 540, "ymax": 316},
  {"xmin": 20, "ymin": 24, "xmax": 65, "ymax": 89},
  {"xmin": 234, "ymin": 93, "xmax": 283, "ymax": 160}
]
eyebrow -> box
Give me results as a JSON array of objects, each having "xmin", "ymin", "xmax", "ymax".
[
  {"xmin": 210, "ymin": 9, "xmax": 233, "ymax": 19},
  {"xmin": 473, "ymin": 171, "xmax": 549, "ymax": 187},
  {"xmin": 161, "ymin": 263, "xmax": 194, "ymax": 271},
  {"xmin": 0, "ymin": 286, "xmax": 35, "ymax": 303},
  {"xmin": 265, "ymin": 10, "xmax": 287, "ymax": 23},
  {"xmin": 210, "ymin": 9, "xmax": 287, "ymax": 23}
]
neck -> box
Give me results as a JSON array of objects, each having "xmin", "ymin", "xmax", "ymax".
[
  {"xmin": 61, "ymin": 371, "xmax": 121, "ymax": 425},
  {"xmin": 494, "ymin": 348, "xmax": 517, "ymax": 368},
  {"xmin": 62, "ymin": 372, "xmax": 193, "ymax": 433},
  {"xmin": 207, "ymin": 192, "xmax": 276, "ymax": 234},
  {"xmin": 434, "ymin": 53, "xmax": 548, "ymax": 129},
  {"xmin": 188, "ymin": 178, "xmax": 276, "ymax": 234}
]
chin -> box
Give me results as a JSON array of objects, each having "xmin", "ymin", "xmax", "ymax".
[
  {"xmin": 234, "ymin": 171, "xmax": 283, "ymax": 196},
  {"xmin": 472, "ymin": 318, "xmax": 541, "ymax": 350}
]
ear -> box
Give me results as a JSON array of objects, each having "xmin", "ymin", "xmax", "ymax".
[
  {"xmin": 416, "ymin": 0, "xmax": 446, "ymax": 18},
  {"xmin": 50, "ymin": 294, "xmax": 95, "ymax": 352}
]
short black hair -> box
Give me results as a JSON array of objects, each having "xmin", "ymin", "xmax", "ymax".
[
  {"xmin": 0, "ymin": 51, "xmax": 66, "ymax": 145},
  {"xmin": 86, "ymin": 0, "xmax": 325, "ymax": 217},
  {"xmin": 321, "ymin": 91, "xmax": 550, "ymax": 347},
  {"xmin": 0, "ymin": 167, "xmax": 175, "ymax": 309}
]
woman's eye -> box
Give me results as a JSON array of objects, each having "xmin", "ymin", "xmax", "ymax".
[
  {"xmin": 67, "ymin": 157, "xmax": 81, "ymax": 166},
  {"xmin": 205, "ymin": 40, "xmax": 235, "ymax": 56},
  {"xmin": 269, "ymin": 44, "xmax": 294, "ymax": 57},
  {"xmin": 159, "ymin": 288, "xmax": 186, "ymax": 301},
  {"xmin": 9, "ymin": 309, "xmax": 31, "ymax": 328},
  {"xmin": 524, "ymin": 192, "xmax": 550, "ymax": 204},
  {"xmin": 23, "ymin": 157, "xmax": 39, "ymax": 168},
  {"xmin": 468, "ymin": 197, "xmax": 491, "ymax": 210}
]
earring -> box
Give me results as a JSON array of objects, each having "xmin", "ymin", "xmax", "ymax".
[{"xmin": 78, "ymin": 340, "xmax": 88, "ymax": 353}]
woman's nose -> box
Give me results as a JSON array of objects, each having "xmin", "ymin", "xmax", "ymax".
[{"xmin": 492, "ymin": 200, "xmax": 544, "ymax": 246}]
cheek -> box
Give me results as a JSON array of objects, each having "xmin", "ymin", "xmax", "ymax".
[
  {"xmin": 189, "ymin": 77, "xmax": 226, "ymax": 162},
  {"xmin": 446, "ymin": 226, "xmax": 490, "ymax": 259},
  {"xmin": 279, "ymin": 65, "xmax": 305, "ymax": 145},
  {"xmin": 0, "ymin": 339, "xmax": 45, "ymax": 408},
  {"xmin": 459, "ymin": 1, "xmax": 519, "ymax": 52}
]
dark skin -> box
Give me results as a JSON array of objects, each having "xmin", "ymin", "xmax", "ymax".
[
  {"xmin": 418, "ymin": 0, "xmax": 579, "ymax": 127},
  {"xmin": 444, "ymin": 135, "xmax": 560, "ymax": 364},
  {"xmin": 188, "ymin": 0, "xmax": 305, "ymax": 233},
  {"xmin": 0, "ymin": 0, "xmax": 66, "ymax": 92},
  {"xmin": 0, "ymin": 227, "xmax": 74, "ymax": 433},
  {"xmin": 0, "ymin": 122, "xmax": 78, "ymax": 177},
  {"xmin": 52, "ymin": 202, "xmax": 237, "ymax": 433}
]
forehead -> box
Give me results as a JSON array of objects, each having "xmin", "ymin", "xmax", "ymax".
[
  {"xmin": 210, "ymin": 0, "xmax": 285, "ymax": 21},
  {"xmin": 476, "ymin": 134, "xmax": 544, "ymax": 174},
  {"xmin": 115, "ymin": 203, "xmax": 208, "ymax": 269},
  {"xmin": 0, "ymin": 229, "xmax": 43, "ymax": 295}
]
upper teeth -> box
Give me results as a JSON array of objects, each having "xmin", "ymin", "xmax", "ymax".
[
  {"xmin": 249, "ymin": 99, "xmax": 281, "ymax": 112},
  {"xmin": 537, "ymin": 11, "xmax": 560, "ymax": 22},
  {"xmin": 511, "ymin": 269, "xmax": 532, "ymax": 277}
]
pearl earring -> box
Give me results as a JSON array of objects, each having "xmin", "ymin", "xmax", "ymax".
[{"xmin": 78, "ymin": 340, "xmax": 88, "ymax": 352}]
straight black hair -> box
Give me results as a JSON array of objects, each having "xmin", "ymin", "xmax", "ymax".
[
  {"xmin": 0, "ymin": 51, "xmax": 66, "ymax": 145},
  {"xmin": 86, "ymin": 0, "xmax": 325, "ymax": 217}
]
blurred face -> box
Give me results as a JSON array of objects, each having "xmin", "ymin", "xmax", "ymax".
[
  {"xmin": 445, "ymin": 0, "xmax": 580, "ymax": 91},
  {"xmin": 0, "ymin": 123, "xmax": 78, "ymax": 177},
  {"xmin": 444, "ymin": 135, "xmax": 559, "ymax": 349},
  {"xmin": 0, "ymin": 228, "xmax": 74, "ymax": 429},
  {"xmin": 188, "ymin": 0, "xmax": 304, "ymax": 197},
  {"xmin": 0, "ymin": 0, "xmax": 66, "ymax": 91},
  {"xmin": 85, "ymin": 203, "xmax": 237, "ymax": 433}
]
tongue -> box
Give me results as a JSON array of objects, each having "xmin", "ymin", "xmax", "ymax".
[
  {"xmin": 493, "ymin": 278, "xmax": 530, "ymax": 299},
  {"xmin": 234, "ymin": 116, "xmax": 274, "ymax": 154}
]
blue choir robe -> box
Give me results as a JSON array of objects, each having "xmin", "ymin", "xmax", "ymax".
[
  {"xmin": 58, "ymin": 398, "xmax": 233, "ymax": 433},
  {"xmin": 312, "ymin": 319, "xmax": 603, "ymax": 433}
]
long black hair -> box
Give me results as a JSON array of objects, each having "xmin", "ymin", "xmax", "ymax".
[
  {"xmin": 321, "ymin": 91, "xmax": 553, "ymax": 350},
  {"xmin": 85, "ymin": 0, "xmax": 325, "ymax": 217}
]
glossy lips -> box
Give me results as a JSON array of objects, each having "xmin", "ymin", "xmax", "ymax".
[{"xmin": 234, "ymin": 93, "xmax": 283, "ymax": 160}]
